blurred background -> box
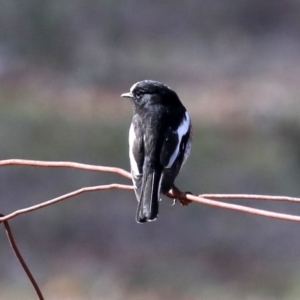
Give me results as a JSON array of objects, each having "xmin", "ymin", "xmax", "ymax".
[{"xmin": 0, "ymin": 0, "xmax": 300, "ymax": 299}]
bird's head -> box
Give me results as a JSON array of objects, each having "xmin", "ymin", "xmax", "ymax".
[{"xmin": 121, "ymin": 80, "xmax": 181, "ymax": 107}]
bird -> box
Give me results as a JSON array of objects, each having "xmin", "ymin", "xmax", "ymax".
[{"xmin": 121, "ymin": 80, "xmax": 192, "ymax": 223}]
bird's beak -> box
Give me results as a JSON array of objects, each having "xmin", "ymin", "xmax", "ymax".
[{"xmin": 121, "ymin": 92, "xmax": 133, "ymax": 98}]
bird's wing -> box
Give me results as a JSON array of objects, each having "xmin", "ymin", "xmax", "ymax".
[
  {"xmin": 160, "ymin": 112, "xmax": 191, "ymax": 193},
  {"xmin": 129, "ymin": 117, "xmax": 144, "ymax": 201}
]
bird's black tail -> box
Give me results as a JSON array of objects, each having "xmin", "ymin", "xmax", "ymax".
[{"xmin": 136, "ymin": 165, "xmax": 161, "ymax": 223}]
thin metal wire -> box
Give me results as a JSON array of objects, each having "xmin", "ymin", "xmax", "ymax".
[{"xmin": 1, "ymin": 215, "xmax": 44, "ymax": 300}]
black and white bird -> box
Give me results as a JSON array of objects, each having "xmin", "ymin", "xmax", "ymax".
[{"xmin": 121, "ymin": 80, "xmax": 192, "ymax": 223}]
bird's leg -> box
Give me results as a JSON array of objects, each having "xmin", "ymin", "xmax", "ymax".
[{"xmin": 170, "ymin": 185, "xmax": 193, "ymax": 206}]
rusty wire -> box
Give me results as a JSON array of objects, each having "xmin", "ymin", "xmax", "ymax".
[
  {"xmin": 1, "ymin": 158, "xmax": 300, "ymax": 298},
  {"xmin": 0, "ymin": 214, "xmax": 44, "ymax": 300}
]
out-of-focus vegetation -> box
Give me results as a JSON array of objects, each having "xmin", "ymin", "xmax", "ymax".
[{"xmin": 1, "ymin": 1, "xmax": 300, "ymax": 299}]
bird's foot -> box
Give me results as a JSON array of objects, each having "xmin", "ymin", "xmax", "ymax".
[{"xmin": 170, "ymin": 186, "xmax": 193, "ymax": 206}]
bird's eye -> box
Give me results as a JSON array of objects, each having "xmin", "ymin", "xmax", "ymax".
[{"xmin": 134, "ymin": 90, "xmax": 142, "ymax": 99}]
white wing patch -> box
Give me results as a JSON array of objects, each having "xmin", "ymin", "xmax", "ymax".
[
  {"xmin": 166, "ymin": 112, "xmax": 191, "ymax": 168},
  {"xmin": 129, "ymin": 123, "xmax": 140, "ymax": 176}
]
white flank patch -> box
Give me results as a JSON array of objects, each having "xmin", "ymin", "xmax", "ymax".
[
  {"xmin": 166, "ymin": 112, "xmax": 191, "ymax": 168},
  {"xmin": 182, "ymin": 137, "xmax": 191, "ymax": 167},
  {"xmin": 129, "ymin": 123, "xmax": 140, "ymax": 175}
]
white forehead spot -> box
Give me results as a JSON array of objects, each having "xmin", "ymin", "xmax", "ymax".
[
  {"xmin": 130, "ymin": 81, "xmax": 141, "ymax": 93},
  {"xmin": 129, "ymin": 80, "xmax": 171, "ymax": 94}
]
